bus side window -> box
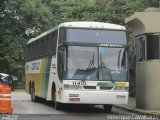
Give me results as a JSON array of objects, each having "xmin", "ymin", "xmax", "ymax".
[
  {"xmin": 31, "ymin": 43, "xmax": 33, "ymax": 59},
  {"xmin": 52, "ymin": 31, "xmax": 58, "ymax": 53},
  {"xmin": 48, "ymin": 34, "xmax": 52, "ymax": 54},
  {"xmin": 43, "ymin": 37, "xmax": 46, "ymax": 55},
  {"xmin": 41, "ymin": 39, "xmax": 44, "ymax": 56},
  {"xmin": 37, "ymin": 41, "xmax": 40, "ymax": 57},
  {"xmin": 26, "ymin": 45, "xmax": 29, "ymax": 60},
  {"xmin": 58, "ymin": 47, "xmax": 64, "ymax": 81}
]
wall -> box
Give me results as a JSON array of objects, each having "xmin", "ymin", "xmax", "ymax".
[{"xmin": 136, "ymin": 60, "xmax": 160, "ymax": 109}]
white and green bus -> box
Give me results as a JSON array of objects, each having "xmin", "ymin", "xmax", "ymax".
[{"xmin": 25, "ymin": 22, "xmax": 129, "ymax": 112}]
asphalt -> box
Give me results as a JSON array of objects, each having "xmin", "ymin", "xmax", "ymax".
[
  {"xmin": 11, "ymin": 90, "xmax": 160, "ymax": 116},
  {"xmin": 1, "ymin": 91, "xmax": 160, "ymax": 120}
]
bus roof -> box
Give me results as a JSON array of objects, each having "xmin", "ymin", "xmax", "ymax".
[
  {"xmin": 27, "ymin": 21, "xmax": 126, "ymax": 44},
  {"xmin": 59, "ymin": 21, "xmax": 126, "ymax": 30}
]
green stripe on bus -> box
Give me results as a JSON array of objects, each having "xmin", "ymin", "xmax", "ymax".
[
  {"xmin": 97, "ymin": 82, "xmax": 115, "ymax": 87},
  {"xmin": 41, "ymin": 57, "xmax": 52, "ymax": 98}
]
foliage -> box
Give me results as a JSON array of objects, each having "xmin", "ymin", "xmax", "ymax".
[
  {"xmin": 0, "ymin": 0, "xmax": 160, "ymax": 92},
  {"xmin": 0, "ymin": 0, "xmax": 54, "ymax": 79}
]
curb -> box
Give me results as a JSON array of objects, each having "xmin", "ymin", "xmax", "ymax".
[{"xmin": 114, "ymin": 105, "xmax": 160, "ymax": 117}]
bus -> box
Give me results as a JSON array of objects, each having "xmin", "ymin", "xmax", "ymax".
[{"xmin": 25, "ymin": 22, "xmax": 129, "ymax": 112}]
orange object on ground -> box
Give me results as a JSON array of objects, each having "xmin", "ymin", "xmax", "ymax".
[{"xmin": 0, "ymin": 85, "xmax": 13, "ymax": 114}]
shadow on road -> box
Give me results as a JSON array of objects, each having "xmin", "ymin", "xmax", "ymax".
[
  {"xmin": 35, "ymin": 97, "xmax": 106, "ymax": 114},
  {"xmin": 61, "ymin": 104, "xmax": 105, "ymax": 113}
]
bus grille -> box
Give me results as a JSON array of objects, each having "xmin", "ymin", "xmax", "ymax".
[
  {"xmin": 100, "ymin": 87, "xmax": 113, "ymax": 90},
  {"xmin": 83, "ymin": 86, "xmax": 96, "ymax": 89},
  {"xmin": 82, "ymin": 86, "xmax": 113, "ymax": 90}
]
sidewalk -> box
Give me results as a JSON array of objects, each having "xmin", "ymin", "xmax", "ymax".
[
  {"xmin": 115, "ymin": 97, "xmax": 160, "ymax": 116},
  {"xmin": 11, "ymin": 91, "xmax": 30, "ymax": 101}
]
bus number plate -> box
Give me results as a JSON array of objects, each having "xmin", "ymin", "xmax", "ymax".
[{"xmin": 73, "ymin": 82, "xmax": 86, "ymax": 86}]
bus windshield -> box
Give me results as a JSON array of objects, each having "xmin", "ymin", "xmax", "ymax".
[{"xmin": 63, "ymin": 46, "xmax": 127, "ymax": 81}]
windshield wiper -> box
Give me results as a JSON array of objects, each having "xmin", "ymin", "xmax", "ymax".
[
  {"xmin": 99, "ymin": 54, "xmax": 114, "ymax": 83},
  {"xmin": 83, "ymin": 52, "xmax": 95, "ymax": 81}
]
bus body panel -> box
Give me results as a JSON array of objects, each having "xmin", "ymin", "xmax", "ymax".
[
  {"xmin": 56, "ymin": 80, "xmax": 129, "ymax": 104},
  {"xmin": 61, "ymin": 90, "xmax": 128, "ymax": 104},
  {"xmin": 26, "ymin": 57, "xmax": 53, "ymax": 99},
  {"xmin": 46, "ymin": 56, "xmax": 62, "ymax": 101}
]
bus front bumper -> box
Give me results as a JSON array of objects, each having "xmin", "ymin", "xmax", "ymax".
[{"xmin": 60, "ymin": 90, "xmax": 128, "ymax": 105}]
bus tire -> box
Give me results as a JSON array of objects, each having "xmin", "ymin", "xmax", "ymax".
[
  {"xmin": 31, "ymin": 84, "xmax": 39, "ymax": 102},
  {"xmin": 103, "ymin": 104, "xmax": 112, "ymax": 113},
  {"xmin": 52, "ymin": 84, "xmax": 62, "ymax": 110},
  {"xmin": 55, "ymin": 101, "xmax": 62, "ymax": 110}
]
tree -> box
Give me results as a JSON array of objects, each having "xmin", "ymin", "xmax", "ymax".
[
  {"xmin": 0, "ymin": 0, "xmax": 54, "ymax": 79},
  {"xmin": 0, "ymin": 0, "xmax": 159, "ymax": 84}
]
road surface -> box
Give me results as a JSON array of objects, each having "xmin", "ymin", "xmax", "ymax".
[{"xmin": 0, "ymin": 91, "xmax": 158, "ymax": 120}]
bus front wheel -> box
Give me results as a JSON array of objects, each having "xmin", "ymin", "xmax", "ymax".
[
  {"xmin": 52, "ymin": 86, "xmax": 62, "ymax": 110},
  {"xmin": 103, "ymin": 104, "xmax": 112, "ymax": 113},
  {"xmin": 55, "ymin": 101, "xmax": 62, "ymax": 110}
]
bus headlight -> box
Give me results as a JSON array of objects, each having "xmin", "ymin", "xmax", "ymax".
[{"xmin": 63, "ymin": 84, "xmax": 82, "ymax": 90}]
